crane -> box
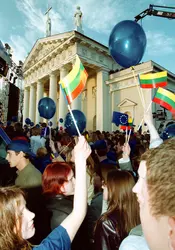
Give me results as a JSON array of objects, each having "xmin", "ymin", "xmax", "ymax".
[{"xmin": 135, "ymin": 4, "xmax": 175, "ymax": 22}]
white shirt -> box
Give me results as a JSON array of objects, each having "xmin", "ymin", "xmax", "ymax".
[{"xmin": 119, "ymin": 235, "xmax": 150, "ymax": 250}]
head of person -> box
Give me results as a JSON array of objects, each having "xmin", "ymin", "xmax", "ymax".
[
  {"xmin": 133, "ymin": 138, "xmax": 175, "ymax": 250},
  {"xmin": 102, "ymin": 170, "xmax": 140, "ymax": 238},
  {"xmin": 116, "ymin": 135, "xmax": 125, "ymax": 154},
  {"xmin": 0, "ymin": 186, "xmax": 35, "ymax": 249},
  {"xmin": 6, "ymin": 140, "xmax": 35, "ymax": 168},
  {"xmin": 14, "ymin": 122, "xmax": 23, "ymax": 133},
  {"xmin": 36, "ymin": 147, "xmax": 48, "ymax": 158},
  {"xmin": 31, "ymin": 127, "xmax": 41, "ymax": 136},
  {"xmin": 42, "ymin": 162, "xmax": 75, "ymax": 197},
  {"xmin": 93, "ymin": 140, "xmax": 108, "ymax": 157}
]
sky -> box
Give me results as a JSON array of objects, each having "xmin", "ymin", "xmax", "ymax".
[{"xmin": 0, "ymin": 0, "xmax": 175, "ymax": 74}]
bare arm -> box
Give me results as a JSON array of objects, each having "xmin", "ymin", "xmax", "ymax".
[{"xmin": 61, "ymin": 136, "xmax": 91, "ymax": 241}]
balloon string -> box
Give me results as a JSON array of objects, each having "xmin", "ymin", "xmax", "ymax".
[
  {"xmin": 67, "ymin": 105, "xmax": 81, "ymax": 137},
  {"xmin": 131, "ymin": 68, "xmax": 145, "ymax": 108}
]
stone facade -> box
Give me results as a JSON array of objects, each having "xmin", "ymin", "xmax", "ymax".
[
  {"xmin": 23, "ymin": 31, "xmax": 175, "ymax": 132},
  {"xmin": 107, "ymin": 61, "xmax": 175, "ymax": 131},
  {"xmin": 23, "ymin": 30, "xmax": 117, "ymax": 130}
]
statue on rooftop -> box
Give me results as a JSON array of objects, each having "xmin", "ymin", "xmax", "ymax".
[
  {"xmin": 45, "ymin": 6, "xmax": 52, "ymax": 37},
  {"xmin": 74, "ymin": 6, "xmax": 83, "ymax": 29}
]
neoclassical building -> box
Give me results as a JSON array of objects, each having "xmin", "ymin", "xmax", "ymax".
[{"xmin": 23, "ymin": 30, "xmax": 175, "ymax": 132}]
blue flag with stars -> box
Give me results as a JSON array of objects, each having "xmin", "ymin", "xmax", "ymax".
[{"xmin": 112, "ymin": 112, "xmax": 128, "ymax": 126}]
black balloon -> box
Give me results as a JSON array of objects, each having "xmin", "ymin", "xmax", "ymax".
[
  {"xmin": 64, "ymin": 110, "xmax": 86, "ymax": 136},
  {"xmin": 38, "ymin": 97, "xmax": 56, "ymax": 120}
]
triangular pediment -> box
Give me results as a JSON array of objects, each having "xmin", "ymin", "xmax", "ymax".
[
  {"xmin": 117, "ymin": 98, "xmax": 137, "ymax": 107},
  {"xmin": 23, "ymin": 31, "xmax": 74, "ymax": 71}
]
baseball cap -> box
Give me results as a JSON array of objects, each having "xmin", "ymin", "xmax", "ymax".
[
  {"xmin": 6, "ymin": 140, "xmax": 35, "ymax": 157},
  {"xmin": 92, "ymin": 140, "xmax": 107, "ymax": 150}
]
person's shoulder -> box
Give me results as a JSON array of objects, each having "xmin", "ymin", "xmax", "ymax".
[
  {"xmin": 33, "ymin": 225, "xmax": 71, "ymax": 250},
  {"xmin": 119, "ymin": 235, "xmax": 149, "ymax": 250},
  {"xmin": 26, "ymin": 163, "xmax": 42, "ymax": 177}
]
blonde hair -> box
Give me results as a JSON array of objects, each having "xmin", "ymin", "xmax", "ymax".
[
  {"xmin": 141, "ymin": 138, "xmax": 175, "ymax": 217},
  {"xmin": 36, "ymin": 147, "xmax": 47, "ymax": 157},
  {"xmin": 0, "ymin": 187, "xmax": 32, "ymax": 250}
]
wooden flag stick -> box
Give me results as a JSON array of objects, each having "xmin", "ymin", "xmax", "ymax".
[
  {"xmin": 125, "ymin": 127, "xmax": 128, "ymax": 143},
  {"xmin": 131, "ymin": 68, "xmax": 145, "ymax": 108},
  {"xmin": 67, "ymin": 104, "xmax": 81, "ymax": 137},
  {"xmin": 58, "ymin": 141, "xmax": 72, "ymax": 155}
]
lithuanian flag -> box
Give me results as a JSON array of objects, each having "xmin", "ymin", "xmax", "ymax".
[
  {"xmin": 120, "ymin": 118, "xmax": 133, "ymax": 130},
  {"xmin": 139, "ymin": 71, "xmax": 167, "ymax": 88},
  {"xmin": 120, "ymin": 125, "xmax": 131, "ymax": 130},
  {"xmin": 59, "ymin": 55, "xmax": 88, "ymax": 104},
  {"xmin": 152, "ymin": 87, "xmax": 175, "ymax": 113}
]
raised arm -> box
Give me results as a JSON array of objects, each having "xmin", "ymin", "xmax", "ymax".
[
  {"xmin": 144, "ymin": 110, "xmax": 163, "ymax": 149},
  {"xmin": 61, "ymin": 136, "xmax": 91, "ymax": 241}
]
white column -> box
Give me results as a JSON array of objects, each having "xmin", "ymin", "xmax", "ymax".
[
  {"xmin": 23, "ymin": 87, "xmax": 29, "ymax": 125},
  {"xmin": 96, "ymin": 70, "xmax": 110, "ymax": 131},
  {"xmin": 49, "ymin": 73, "xmax": 58, "ymax": 128},
  {"xmin": 29, "ymin": 84, "xmax": 36, "ymax": 124},
  {"xmin": 111, "ymin": 91, "xmax": 115, "ymax": 132},
  {"xmin": 35, "ymin": 80, "xmax": 44, "ymax": 124},
  {"xmin": 59, "ymin": 67, "xmax": 68, "ymax": 125},
  {"xmin": 71, "ymin": 94, "xmax": 82, "ymax": 110}
]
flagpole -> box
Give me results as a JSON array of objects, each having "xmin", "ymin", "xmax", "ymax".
[
  {"xmin": 125, "ymin": 127, "xmax": 128, "ymax": 143},
  {"xmin": 67, "ymin": 105, "xmax": 81, "ymax": 137},
  {"xmin": 131, "ymin": 67, "xmax": 145, "ymax": 108},
  {"xmin": 137, "ymin": 101, "xmax": 152, "ymax": 131}
]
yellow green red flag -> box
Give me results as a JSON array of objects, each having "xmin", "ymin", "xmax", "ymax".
[
  {"xmin": 152, "ymin": 87, "xmax": 175, "ymax": 113},
  {"xmin": 59, "ymin": 55, "xmax": 88, "ymax": 104},
  {"xmin": 139, "ymin": 71, "xmax": 167, "ymax": 88}
]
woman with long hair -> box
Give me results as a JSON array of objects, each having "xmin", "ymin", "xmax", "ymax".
[
  {"xmin": 94, "ymin": 169, "xmax": 140, "ymax": 250},
  {"xmin": 0, "ymin": 136, "xmax": 91, "ymax": 250}
]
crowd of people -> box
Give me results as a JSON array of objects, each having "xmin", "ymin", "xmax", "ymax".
[{"xmin": 0, "ymin": 111, "xmax": 174, "ymax": 250}]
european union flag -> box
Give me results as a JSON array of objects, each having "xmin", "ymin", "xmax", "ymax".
[
  {"xmin": 0, "ymin": 127, "xmax": 11, "ymax": 145},
  {"xmin": 112, "ymin": 112, "xmax": 128, "ymax": 126}
]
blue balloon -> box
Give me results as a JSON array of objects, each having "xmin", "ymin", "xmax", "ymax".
[
  {"xmin": 38, "ymin": 97, "xmax": 56, "ymax": 120},
  {"xmin": 109, "ymin": 20, "xmax": 147, "ymax": 68},
  {"xmin": 161, "ymin": 123, "xmax": 175, "ymax": 140},
  {"xmin": 64, "ymin": 110, "xmax": 86, "ymax": 136},
  {"xmin": 30, "ymin": 122, "xmax": 34, "ymax": 127},
  {"xmin": 25, "ymin": 118, "xmax": 31, "ymax": 125},
  {"xmin": 59, "ymin": 118, "xmax": 64, "ymax": 123}
]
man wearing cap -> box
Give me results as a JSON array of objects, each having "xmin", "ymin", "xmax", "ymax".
[{"xmin": 6, "ymin": 140, "xmax": 42, "ymax": 188}]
